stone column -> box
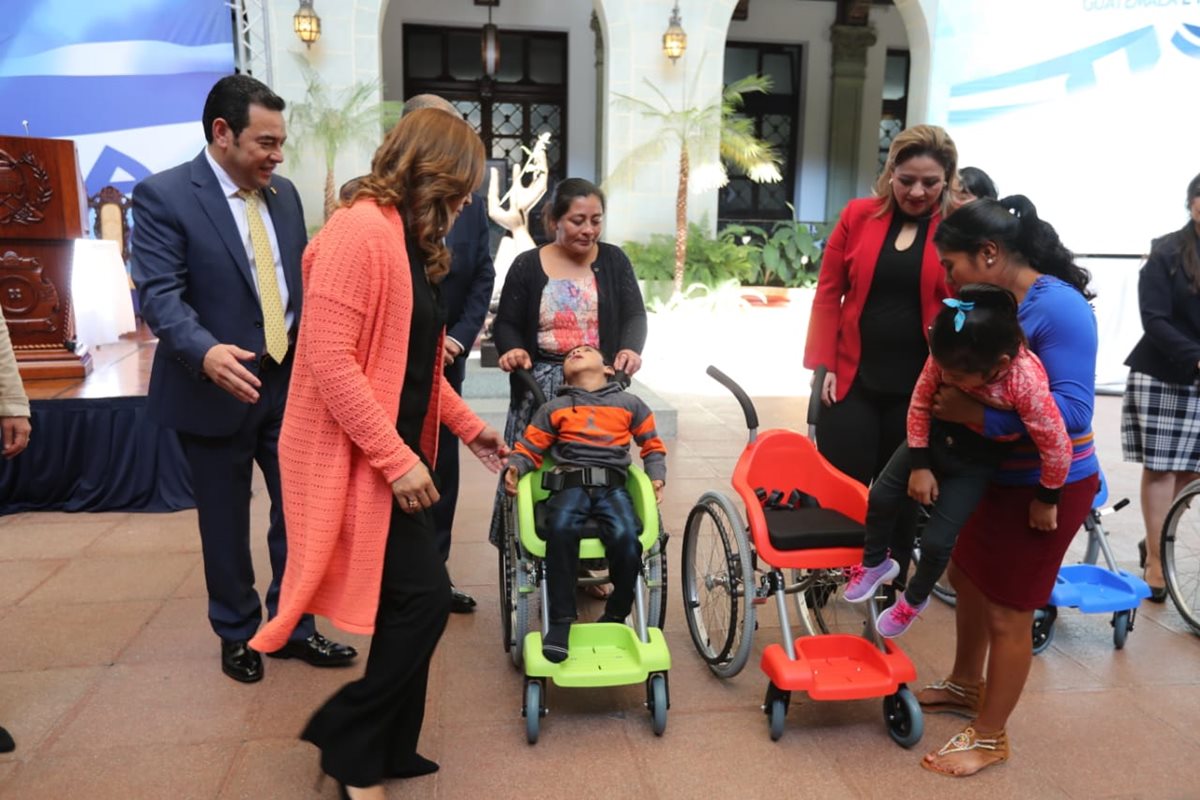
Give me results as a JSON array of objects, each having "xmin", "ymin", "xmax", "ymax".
[{"xmin": 824, "ymin": 23, "xmax": 877, "ymax": 218}]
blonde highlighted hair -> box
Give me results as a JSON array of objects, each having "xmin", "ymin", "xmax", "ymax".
[
  {"xmin": 347, "ymin": 108, "xmax": 485, "ymax": 281},
  {"xmin": 872, "ymin": 124, "xmax": 958, "ymax": 219}
]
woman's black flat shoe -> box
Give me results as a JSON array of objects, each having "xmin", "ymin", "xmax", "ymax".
[
  {"xmin": 1138, "ymin": 538, "xmax": 1147, "ymax": 569},
  {"xmin": 1148, "ymin": 585, "xmax": 1168, "ymax": 604}
]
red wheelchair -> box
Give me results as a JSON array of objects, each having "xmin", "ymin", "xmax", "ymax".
[{"xmin": 680, "ymin": 366, "xmax": 923, "ymax": 746}]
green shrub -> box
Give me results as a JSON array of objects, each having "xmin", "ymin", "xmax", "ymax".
[
  {"xmin": 624, "ymin": 218, "xmax": 758, "ymax": 289},
  {"xmin": 724, "ymin": 218, "xmax": 832, "ymax": 288}
]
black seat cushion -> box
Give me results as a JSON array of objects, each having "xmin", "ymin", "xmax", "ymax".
[{"xmin": 764, "ymin": 507, "xmax": 866, "ymax": 551}]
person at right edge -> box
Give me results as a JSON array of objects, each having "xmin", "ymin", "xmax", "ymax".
[
  {"xmin": 803, "ymin": 125, "xmax": 957, "ymax": 583},
  {"xmin": 1122, "ymin": 172, "xmax": 1200, "ymax": 603}
]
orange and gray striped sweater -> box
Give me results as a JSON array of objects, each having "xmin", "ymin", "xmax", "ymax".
[{"xmin": 510, "ymin": 381, "xmax": 667, "ymax": 483}]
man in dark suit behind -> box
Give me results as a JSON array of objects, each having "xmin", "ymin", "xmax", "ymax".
[
  {"xmin": 401, "ymin": 94, "xmax": 495, "ymax": 612},
  {"xmin": 131, "ymin": 75, "xmax": 356, "ymax": 683}
]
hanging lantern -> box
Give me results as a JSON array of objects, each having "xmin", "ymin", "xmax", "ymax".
[
  {"xmin": 662, "ymin": 2, "xmax": 687, "ymax": 63},
  {"xmin": 293, "ymin": 0, "xmax": 321, "ymax": 48}
]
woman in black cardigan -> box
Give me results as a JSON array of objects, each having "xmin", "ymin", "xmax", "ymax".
[
  {"xmin": 1122, "ymin": 172, "xmax": 1200, "ymax": 602},
  {"xmin": 488, "ymin": 178, "xmax": 647, "ymax": 547}
]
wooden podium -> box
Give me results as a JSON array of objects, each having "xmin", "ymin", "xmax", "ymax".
[{"xmin": 0, "ymin": 135, "xmax": 92, "ymax": 379}]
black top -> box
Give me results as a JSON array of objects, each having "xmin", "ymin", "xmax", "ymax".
[
  {"xmin": 397, "ymin": 229, "xmax": 447, "ymax": 461},
  {"xmin": 856, "ymin": 213, "xmax": 931, "ymax": 394},
  {"xmin": 1125, "ymin": 227, "xmax": 1200, "ymax": 385},
  {"xmin": 494, "ymin": 242, "xmax": 648, "ymax": 403}
]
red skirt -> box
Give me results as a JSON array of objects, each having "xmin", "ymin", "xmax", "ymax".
[{"xmin": 951, "ymin": 473, "xmax": 1100, "ymax": 611}]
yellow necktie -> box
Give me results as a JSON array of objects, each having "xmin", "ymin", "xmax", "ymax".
[{"xmin": 239, "ymin": 190, "xmax": 289, "ymax": 363}]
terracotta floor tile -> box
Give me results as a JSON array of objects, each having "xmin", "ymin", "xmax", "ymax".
[
  {"xmin": 0, "ymin": 600, "xmax": 159, "ymax": 671},
  {"xmin": 19, "ymin": 553, "xmax": 196, "ymax": 606},
  {"xmin": 0, "ymin": 520, "xmax": 116, "ymax": 560},
  {"xmin": 0, "ymin": 741, "xmax": 236, "ymax": 800},
  {"xmin": 83, "ymin": 513, "xmax": 202, "ymax": 556},
  {"xmin": 0, "ymin": 666, "xmax": 103, "ymax": 758},
  {"xmin": 172, "ymin": 560, "xmax": 209, "ymax": 599},
  {"xmin": 117, "ymin": 597, "xmax": 219, "ymax": 665},
  {"xmin": 46, "ymin": 661, "xmax": 259, "ymax": 754},
  {"xmin": 0, "ymin": 560, "xmax": 64, "ymax": 606},
  {"xmin": 218, "ymin": 738, "xmax": 326, "ymax": 800},
  {"xmin": 1016, "ymin": 688, "xmax": 1200, "ymax": 798}
]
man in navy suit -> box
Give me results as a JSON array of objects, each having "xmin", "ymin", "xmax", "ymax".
[
  {"xmin": 400, "ymin": 94, "xmax": 496, "ymax": 613},
  {"xmin": 131, "ymin": 75, "xmax": 356, "ymax": 683}
]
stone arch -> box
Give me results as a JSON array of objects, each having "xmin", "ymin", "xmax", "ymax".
[{"xmin": 892, "ymin": 0, "xmax": 937, "ymax": 123}]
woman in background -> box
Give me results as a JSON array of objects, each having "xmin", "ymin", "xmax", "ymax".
[{"xmin": 1121, "ymin": 172, "xmax": 1200, "ymax": 603}]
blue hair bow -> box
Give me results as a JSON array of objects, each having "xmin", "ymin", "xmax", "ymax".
[{"xmin": 943, "ymin": 298, "xmax": 975, "ymax": 332}]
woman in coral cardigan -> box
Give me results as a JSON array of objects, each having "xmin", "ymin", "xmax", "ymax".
[{"xmin": 249, "ymin": 108, "xmax": 506, "ymax": 800}]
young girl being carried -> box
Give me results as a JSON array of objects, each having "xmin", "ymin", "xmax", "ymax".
[{"xmin": 843, "ymin": 283, "xmax": 1072, "ymax": 637}]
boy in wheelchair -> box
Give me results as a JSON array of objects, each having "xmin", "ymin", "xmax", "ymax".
[{"xmin": 504, "ymin": 344, "xmax": 666, "ymax": 663}]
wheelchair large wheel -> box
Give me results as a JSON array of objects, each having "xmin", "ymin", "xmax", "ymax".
[
  {"xmin": 646, "ymin": 528, "xmax": 668, "ymax": 631},
  {"xmin": 682, "ymin": 491, "xmax": 756, "ymax": 678},
  {"xmin": 1162, "ymin": 480, "xmax": 1200, "ymax": 636},
  {"xmin": 501, "ymin": 503, "xmax": 534, "ymax": 669},
  {"xmin": 789, "ymin": 568, "xmax": 863, "ymax": 636}
]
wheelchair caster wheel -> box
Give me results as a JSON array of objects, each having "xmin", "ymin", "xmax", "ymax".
[
  {"xmin": 647, "ymin": 673, "xmax": 668, "ymax": 736},
  {"xmin": 883, "ymin": 686, "xmax": 923, "ymax": 748},
  {"xmin": 1032, "ymin": 605, "xmax": 1057, "ymax": 655},
  {"xmin": 1112, "ymin": 609, "xmax": 1131, "ymax": 650},
  {"xmin": 524, "ymin": 681, "xmax": 544, "ymax": 744},
  {"xmin": 764, "ymin": 683, "xmax": 790, "ymax": 742}
]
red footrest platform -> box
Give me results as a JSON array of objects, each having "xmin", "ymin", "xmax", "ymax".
[{"xmin": 760, "ymin": 634, "xmax": 916, "ymax": 701}]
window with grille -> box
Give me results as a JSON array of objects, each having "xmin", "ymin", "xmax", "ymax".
[
  {"xmin": 402, "ymin": 24, "xmax": 567, "ymax": 187},
  {"xmin": 879, "ymin": 50, "xmax": 910, "ymax": 174},
  {"xmin": 719, "ymin": 42, "xmax": 802, "ymax": 224}
]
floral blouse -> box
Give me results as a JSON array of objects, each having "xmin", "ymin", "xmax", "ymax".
[{"xmin": 536, "ymin": 276, "xmax": 600, "ymax": 356}]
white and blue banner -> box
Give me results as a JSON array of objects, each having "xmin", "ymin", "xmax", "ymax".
[
  {"xmin": 0, "ymin": 0, "xmax": 234, "ymax": 196},
  {"xmin": 928, "ymin": 1, "xmax": 1200, "ymax": 255}
]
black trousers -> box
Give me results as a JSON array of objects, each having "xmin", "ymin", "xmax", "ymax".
[
  {"xmin": 431, "ymin": 357, "xmax": 466, "ymax": 562},
  {"xmin": 177, "ymin": 357, "xmax": 314, "ymax": 644},
  {"xmin": 816, "ymin": 380, "xmax": 919, "ymax": 584},
  {"xmin": 863, "ymin": 442, "xmax": 993, "ymax": 605},
  {"xmin": 301, "ymin": 499, "xmax": 452, "ymax": 787}
]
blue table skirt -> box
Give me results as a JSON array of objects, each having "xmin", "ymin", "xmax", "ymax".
[{"xmin": 0, "ymin": 396, "xmax": 193, "ymax": 513}]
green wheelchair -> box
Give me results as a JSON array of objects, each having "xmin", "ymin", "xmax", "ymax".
[{"xmin": 497, "ymin": 375, "xmax": 670, "ymax": 744}]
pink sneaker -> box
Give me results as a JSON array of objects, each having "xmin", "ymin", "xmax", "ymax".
[
  {"xmin": 843, "ymin": 559, "xmax": 900, "ymax": 603},
  {"xmin": 877, "ymin": 596, "xmax": 929, "ymax": 638}
]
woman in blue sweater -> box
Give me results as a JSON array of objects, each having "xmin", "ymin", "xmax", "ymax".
[{"xmin": 916, "ymin": 196, "xmax": 1099, "ymax": 777}]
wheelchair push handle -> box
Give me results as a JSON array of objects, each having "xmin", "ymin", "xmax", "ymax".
[
  {"xmin": 706, "ymin": 365, "xmax": 759, "ymax": 434},
  {"xmin": 513, "ymin": 368, "xmax": 547, "ymax": 407}
]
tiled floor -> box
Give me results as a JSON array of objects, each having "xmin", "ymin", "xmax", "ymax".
[{"xmin": 1, "ymin": 393, "xmax": 1199, "ymax": 799}]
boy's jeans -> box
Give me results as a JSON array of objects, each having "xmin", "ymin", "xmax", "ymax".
[
  {"xmin": 542, "ymin": 485, "xmax": 643, "ymax": 623},
  {"xmin": 863, "ymin": 440, "xmax": 994, "ymax": 605}
]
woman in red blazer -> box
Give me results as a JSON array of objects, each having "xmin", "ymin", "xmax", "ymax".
[{"xmin": 804, "ymin": 125, "xmax": 957, "ymax": 485}]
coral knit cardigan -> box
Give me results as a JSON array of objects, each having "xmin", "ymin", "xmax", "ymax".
[{"xmin": 250, "ymin": 201, "xmax": 486, "ymax": 653}]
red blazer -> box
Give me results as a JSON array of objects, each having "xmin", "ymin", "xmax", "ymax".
[{"xmin": 803, "ymin": 197, "xmax": 950, "ymax": 402}]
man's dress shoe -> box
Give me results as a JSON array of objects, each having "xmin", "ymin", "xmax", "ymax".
[
  {"xmin": 221, "ymin": 640, "xmax": 264, "ymax": 683},
  {"xmin": 450, "ymin": 586, "xmax": 477, "ymax": 614},
  {"xmin": 266, "ymin": 632, "xmax": 357, "ymax": 667}
]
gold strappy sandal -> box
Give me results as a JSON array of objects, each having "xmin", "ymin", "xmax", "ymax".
[
  {"xmin": 916, "ymin": 678, "xmax": 985, "ymax": 718},
  {"xmin": 921, "ymin": 725, "xmax": 1009, "ymax": 777}
]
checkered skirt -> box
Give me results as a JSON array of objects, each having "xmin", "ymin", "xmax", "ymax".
[{"xmin": 1122, "ymin": 370, "xmax": 1200, "ymax": 471}]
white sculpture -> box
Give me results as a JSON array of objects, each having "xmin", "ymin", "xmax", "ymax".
[{"xmin": 488, "ymin": 132, "xmax": 550, "ymax": 296}]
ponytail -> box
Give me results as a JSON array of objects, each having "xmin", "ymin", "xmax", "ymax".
[{"xmin": 935, "ymin": 195, "xmax": 1094, "ymax": 300}]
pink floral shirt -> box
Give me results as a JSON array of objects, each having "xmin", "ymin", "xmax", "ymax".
[
  {"xmin": 907, "ymin": 345, "xmax": 1071, "ymax": 489},
  {"xmin": 536, "ymin": 277, "xmax": 600, "ymax": 355}
]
